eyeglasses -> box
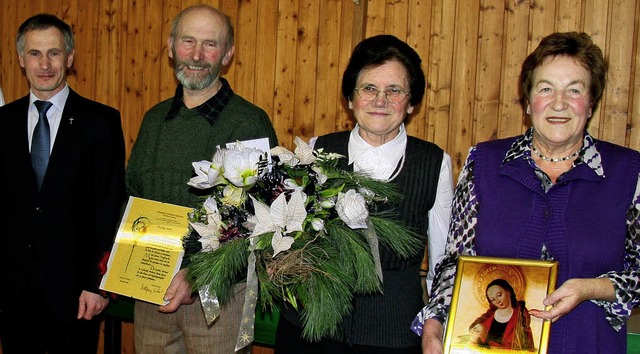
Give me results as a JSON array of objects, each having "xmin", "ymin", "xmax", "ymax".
[{"xmin": 354, "ymin": 86, "xmax": 410, "ymax": 104}]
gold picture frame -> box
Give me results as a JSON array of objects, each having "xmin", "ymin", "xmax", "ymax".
[{"xmin": 443, "ymin": 256, "xmax": 558, "ymax": 354}]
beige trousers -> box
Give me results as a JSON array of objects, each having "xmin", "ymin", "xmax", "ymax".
[{"xmin": 134, "ymin": 283, "xmax": 251, "ymax": 354}]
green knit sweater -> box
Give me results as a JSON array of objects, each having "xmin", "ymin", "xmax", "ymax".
[{"xmin": 125, "ymin": 94, "xmax": 278, "ymax": 209}]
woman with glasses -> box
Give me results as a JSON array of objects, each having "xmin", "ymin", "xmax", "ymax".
[{"xmin": 274, "ymin": 34, "xmax": 453, "ymax": 354}]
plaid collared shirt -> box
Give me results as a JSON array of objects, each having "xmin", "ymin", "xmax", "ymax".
[{"xmin": 165, "ymin": 77, "xmax": 233, "ymax": 125}]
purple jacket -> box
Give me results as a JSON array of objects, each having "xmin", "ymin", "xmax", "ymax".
[{"xmin": 473, "ymin": 137, "xmax": 639, "ymax": 353}]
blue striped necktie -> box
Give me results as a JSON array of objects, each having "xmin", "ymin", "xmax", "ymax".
[{"xmin": 32, "ymin": 100, "xmax": 52, "ymax": 190}]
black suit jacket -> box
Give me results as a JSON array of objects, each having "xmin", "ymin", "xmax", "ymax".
[{"xmin": 0, "ymin": 89, "xmax": 126, "ymax": 324}]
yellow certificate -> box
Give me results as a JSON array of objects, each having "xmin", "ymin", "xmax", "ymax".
[{"xmin": 100, "ymin": 196, "xmax": 192, "ymax": 305}]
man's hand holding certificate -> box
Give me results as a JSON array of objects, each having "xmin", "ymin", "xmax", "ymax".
[{"xmin": 100, "ymin": 197, "xmax": 192, "ymax": 305}]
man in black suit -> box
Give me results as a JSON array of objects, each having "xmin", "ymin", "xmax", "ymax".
[{"xmin": 0, "ymin": 14, "xmax": 126, "ymax": 354}]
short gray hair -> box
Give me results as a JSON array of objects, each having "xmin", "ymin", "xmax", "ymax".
[
  {"xmin": 170, "ymin": 5, "xmax": 234, "ymax": 51},
  {"xmin": 16, "ymin": 14, "xmax": 74, "ymax": 56}
]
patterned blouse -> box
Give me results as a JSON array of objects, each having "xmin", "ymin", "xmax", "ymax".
[{"xmin": 411, "ymin": 128, "xmax": 640, "ymax": 335}]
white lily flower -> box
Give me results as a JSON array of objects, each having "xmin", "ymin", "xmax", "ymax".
[
  {"xmin": 249, "ymin": 190, "xmax": 307, "ymax": 256},
  {"xmin": 336, "ymin": 189, "xmax": 368, "ymax": 229},
  {"xmin": 223, "ymin": 145, "xmax": 265, "ymax": 187},
  {"xmin": 187, "ymin": 148, "xmax": 226, "ymax": 189},
  {"xmin": 187, "ymin": 160, "xmax": 222, "ymax": 189}
]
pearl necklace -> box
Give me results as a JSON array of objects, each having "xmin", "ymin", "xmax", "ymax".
[{"xmin": 532, "ymin": 145, "xmax": 580, "ymax": 163}]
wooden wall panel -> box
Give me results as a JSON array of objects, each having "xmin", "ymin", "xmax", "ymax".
[
  {"xmin": 253, "ymin": 0, "xmax": 278, "ymax": 140},
  {"xmin": 500, "ymin": 0, "xmax": 530, "ymax": 140},
  {"xmin": 312, "ymin": 0, "xmax": 343, "ymax": 138},
  {"xmin": 474, "ymin": 0, "xmax": 504, "ymax": 144},
  {"xmin": 582, "ymin": 0, "xmax": 610, "ymax": 138},
  {"xmin": 159, "ymin": 1, "xmax": 181, "ymax": 102},
  {"xmin": 273, "ymin": 0, "xmax": 299, "ymax": 148},
  {"xmin": 336, "ymin": 0, "xmax": 360, "ymax": 135},
  {"xmin": 556, "ymin": 0, "xmax": 583, "ymax": 32},
  {"xmin": 602, "ymin": 0, "xmax": 636, "ymax": 146},
  {"xmin": 364, "ymin": 0, "xmax": 386, "ymax": 36},
  {"xmin": 406, "ymin": 0, "xmax": 432, "ymax": 141},
  {"xmin": 449, "ymin": 1, "xmax": 479, "ymax": 173},
  {"xmin": 233, "ymin": 0, "xmax": 259, "ymax": 104},
  {"xmin": 427, "ymin": 0, "xmax": 457, "ymax": 164},
  {"xmin": 1, "ymin": 2, "xmax": 640, "ymax": 350},
  {"xmin": 291, "ymin": 0, "xmax": 319, "ymax": 142}
]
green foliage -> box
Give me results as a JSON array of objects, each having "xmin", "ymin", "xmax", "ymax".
[
  {"xmin": 187, "ymin": 238, "xmax": 249, "ymax": 305},
  {"xmin": 187, "ymin": 211, "xmax": 422, "ymax": 341},
  {"xmin": 369, "ymin": 214, "xmax": 424, "ymax": 258}
]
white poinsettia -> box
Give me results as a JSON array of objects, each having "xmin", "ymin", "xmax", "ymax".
[
  {"xmin": 187, "ymin": 150, "xmax": 226, "ymax": 189},
  {"xmin": 292, "ymin": 136, "xmax": 316, "ymax": 165},
  {"xmin": 189, "ymin": 196, "xmax": 222, "ymax": 251},
  {"xmin": 336, "ymin": 189, "xmax": 368, "ymax": 229},
  {"xmin": 270, "ymin": 145, "xmax": 298, "ymax": 166},
  {"xmin": 271, "ymin": 136, "xmax": 318, "ymax": 167},
  {"xmin": 248, "ymin": 190, "xmax": 307, "ymax": 257},
  {"xmin": 223, "ymin": 145, "xmax": 266, "ymax": 187}
]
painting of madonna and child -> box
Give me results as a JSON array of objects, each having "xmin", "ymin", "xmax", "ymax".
[{"xmin": 443, "ymin": 256, "xmax": 558, "ymax": 354}]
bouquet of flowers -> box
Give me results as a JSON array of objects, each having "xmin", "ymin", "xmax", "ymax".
[{"xmin": 184, "ymin": 137, "xmax": 423, "ymax": 348}]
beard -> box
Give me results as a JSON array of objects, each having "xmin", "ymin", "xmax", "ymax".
[{"xmin": 173, "ymin": 56, "xmax": 222, "ymax": 91}]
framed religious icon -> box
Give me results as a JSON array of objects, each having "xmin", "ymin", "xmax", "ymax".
[{"xmin": 443, "ymin": 256, "xmax": 558, "ymax": 354}]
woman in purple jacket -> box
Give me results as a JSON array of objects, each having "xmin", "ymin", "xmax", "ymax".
[{"xmin": 412, "ymin": 31, "xmax": 640, "ymax": 354}]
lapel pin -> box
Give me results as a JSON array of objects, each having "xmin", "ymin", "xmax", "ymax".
[{"xmin": 69, "ymin": 117, "xmax": 74, "ymax": 125}]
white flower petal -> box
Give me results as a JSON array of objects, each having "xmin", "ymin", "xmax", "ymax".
[
  {"xmin": 271, "ymin": 230, "xmax": 295, "ymax": 257},
  {"xmin": 293, "ymin": 137, "xmax": 316, "ymax": 165},
  {"xmin": 187, "ymin": 160, "xmax": 214, "ymax": 189},
  {"xmin": 284, "ymin": 190, "xmax": 306, "ymax": 232},
  {"xmin": 311, "ymin": 218, "xmax": 325, "ymax": 231},
  {"xmin": 190, "ymin": 221, "xmax": 218, "ymax": 238},
  {"xmin": 223, "ymin": 146, "xmax": 265, "ymax": 187},
  {"xmin": 336, "ymin": 189, "xmax": 368, "ymax": 229},
  {"xmin": 187, "ymin": 160, "xmax": 227, "ymax": 189},
  {"xmin": 249, "ymin": 195, "xmax": 278, "ymax": 237},
  {"xmin": 312, "ymin": 166, "xmax": 328, "ymax": 185},
  {"xmin": 198, "ymin": 234, "xmax": 220, "ymax": 252},
  {"xmin": 221, "ymin": 185, "xmax": 246, "ymax": 207},
  {"xmin": 268, "ymin": 193, "xmax": 288, "ymax": 229},
  {"xmin": 203, "ymin": 196, "xmax": 219, "ymax": 213},
  {"xmin": 271, "ymin": 146, "xmax": 299, "ymax": 166}
]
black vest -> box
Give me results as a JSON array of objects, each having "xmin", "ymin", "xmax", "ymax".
[{"xmin": 313, "ymin": 131, "xmax": 444, "ymax": 348}]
